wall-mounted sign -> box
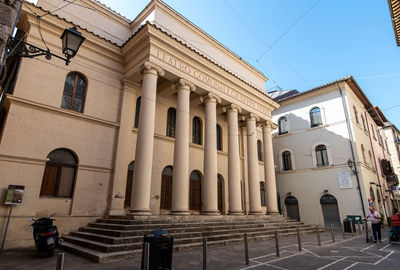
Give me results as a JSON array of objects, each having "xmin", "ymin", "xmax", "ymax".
[
  {"xmin": 338, "ymin": 172, "xmax": 352, "ymax": 189},
  {"xmin": 4, "ymin": 185, "xmax": 25, "ymax": 205}
]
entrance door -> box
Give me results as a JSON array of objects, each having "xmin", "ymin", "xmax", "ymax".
[
  {"xmin": 285, "ymin": 196, "xmax": 300, "ymax": 221},
  {"xmin": 124, "ymin": 161, "xmax": 134, "ymax": 208},
  {"xmin": 217, "ymin": 174, "xmax": 223, "ymax": 213},
  {"xmin": 160, "ymin": 166, "xmax": 173, "ymax": 210},
  {"xmin": 320, "ymin": 194, "xmax": 340, "ymax": 227},
  {"xmin": 190, "ymin": 171, "xmax": 201, "ymax": 212}
]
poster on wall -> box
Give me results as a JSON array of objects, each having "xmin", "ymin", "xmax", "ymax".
[
  {"xmin": 337, "ymin": 172, "xmax": 353, "ymax": 189},
  {"xmin": 4, "ymin": 185, "xmax": 25, "ymax": 205}
]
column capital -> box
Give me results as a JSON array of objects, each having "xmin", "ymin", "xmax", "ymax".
[
  {"xmin": 200, "ymin": 92, "xmax": 222, "ymax": 104},
  {"xmin": 143, "ymin": 61, "xmax": 165, "ymax": 76},
  {"xmin": 261, "ymin": 120, "xmax": 278, "ymax": 129},
  {"xmin": 121, "ymin": 79, "xmax": 139, "ymax": 93},
  {"xmin": 223, "ymin": 103, "xmax": 242, "ymax": 114},
  {"xmin": 172, "ymin": 78, "xmax": 196, "ymax": 92},
  {"xmin": 243, "ymin": 113, "xmax": 259, "ymax": 122}
]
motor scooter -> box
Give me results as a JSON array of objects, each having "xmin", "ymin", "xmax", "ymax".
[{"xmin": 30, "ymin": 216, "xmax": 60, "ymax": 256}]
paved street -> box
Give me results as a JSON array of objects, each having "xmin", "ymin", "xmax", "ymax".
[{"xmin": 1, "ymin": 228, "xmax": 399, "ymax": 270}]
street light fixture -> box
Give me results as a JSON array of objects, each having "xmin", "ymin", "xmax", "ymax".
[
  {"xmin": 347, "ymin": 158, "xmax": 357, "ymax": 174},
  {"xmin": 7, "ymin": 27, "xmax": 85, "ymax": 65}
]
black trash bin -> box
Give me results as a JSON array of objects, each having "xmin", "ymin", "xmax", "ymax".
[
  {"xmin": 343, "ymin": 218, "xmax": 356, "ymax": 233},
  {"xmin": 141, "ymin": 229, "xmax": 174, "ymax": 270}
]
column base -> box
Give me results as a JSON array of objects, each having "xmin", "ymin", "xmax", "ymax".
[
  {"xmin": 228, "ymin": 210, "xmax": 244, "ymax": 215},
  {"xmin": 170, "ymin": 210, "xmax": 190, "ymax": 216},
  {"xmin": 201, "ymin": 210, "xmax": 220, "ymax": 216},
  {"xmin": 249, "ymin": 211, "xmax": 263, "ymax": 215},
  {"xmin": 128, "ymin": 209, "xmax": 152, "ymax": 216},
  {"xmin": 267, "ymin": 211, "xmax": 280, "ymax": 215}
]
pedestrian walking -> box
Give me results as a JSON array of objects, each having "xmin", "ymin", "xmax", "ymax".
[
  {"xmin": 390, "ymin": 208, "xmax": 400, "ymax": 241},
  {"xmin": 363, "ymin": 206, "xmax": 382, "ymax": 243}
]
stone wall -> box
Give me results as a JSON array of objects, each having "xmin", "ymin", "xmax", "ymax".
[{"xmin": 0, "ymin": 0, "xmax": 18, "ymax": 64}]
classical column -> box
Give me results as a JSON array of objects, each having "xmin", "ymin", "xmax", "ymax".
[
  {"xmin": 201, "ymin": 93, "xmax": 221, "ymax": 215},
  {"xmin": 224, "ymin": 104, "xmax": 243, "ymax": 215},
  {"xmin": 246, "ymin": 114, "xmax": 262, "ymax": 215},
  {"xmin": 130, "ymin": 62, "xmax": 164, "ymax": 215},
  {"xmin": 262, "ymin": 121, "xmax": 279, "ymax": 214},
  {"xmin": 109, "ymin": 79, "xmax": 138, "ymax": 215},
  {"xmin": 171, "ymin": 79, "xmax": 196, "ymax": 215}
]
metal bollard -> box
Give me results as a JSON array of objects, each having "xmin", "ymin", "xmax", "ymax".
[
  {"xmin": 296, "ymin": 227, "xmax": 302, "ymax": 251},
  {"xmin": 244, "ymin": 233, "xmax": 249, "ymax": 265},
  {"xmin": 365, "ymin": 221, "xmax": 370, "ymax": 243},
  {"xmin": 274, "ymin": 230, "xmax": 280, "ymax": 257},
  {"xmin": 316, "ymin": 225, "xmax": 321, "ymax": 246},
  {"xmin": 341, "ymin": 223, "xmax": 346, "ymax": 239},
  {"xmin": 357, "ymin": 222, "xmax": 361, "ymax": 235},
  {"xmin": 56, "ymin": 253, "xmax": 65, "ymax": 270},
  {"xmin": 143, "ymin": 243, "xmax": 150, "ymax": 270},
  {"xmin": 330, "ymin": 225, "xmax": 335, "ymax": 243},
  {"xmin": 350, "ymin": 220, "xmax": 355, "ymax": 237},
  {"xmin": 203, "ymin": 237, "xmax": 207, "ymax": 270}
]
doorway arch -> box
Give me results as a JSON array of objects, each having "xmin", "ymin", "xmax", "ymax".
[
  {"xmin": 160, "ymin": 166, "xmax": 173, "ymax": 210},
  {"xmin": 189, "ymin": 170, "xmax": 202, "ymax": 212},
  {"xmin": 124, "ymin": 161, "xmax": 135, "ymax": 208},
  {"xmin": 217, "ymin": 174, "xmax": 224, "ymax": 213},
  {"xmin": 320, "ymin": 194, "xmax": 340, "ymax": 227},
  {"xmin": 285, "ymin": 196, "xmax": 300, "ymax": 221}
]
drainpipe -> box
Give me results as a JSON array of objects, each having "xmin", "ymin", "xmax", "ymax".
[{"xmin": 338, "ymin": 84, "xmax": 366, "ymax": 216}]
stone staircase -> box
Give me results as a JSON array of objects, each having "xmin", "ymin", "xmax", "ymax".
[{"xmin": 60, "ymin": 215, "xmax": 317, "ymax": 263}]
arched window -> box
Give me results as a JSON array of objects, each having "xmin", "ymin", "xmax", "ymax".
[
  {"xmin": 192, "ymin": 117, "xmax": 202, "ymax": 145},
  {"xmin": 310, "ymin": 107, "xmax": 322, "ymax": 127},
  {"xmin": 315, "ymin": 145, "xmax": 329, "ymax": 166},
  {"xmin": 40, "ymin": 149, "xmax": 77, "ymax": 198},
  {"xmin": 216, "ymin": 124, "xmax": 222, "ymax": 151},
  {"xmin": 278, "ymin": 117, "xmax": 288, "ymax": 134},
  {"xmin": 369, "ymin": 151, "xmax": 375, "ymax": 169},
  {"xmin": 353, "ymin": 106, "xmax": 359, "ymax": 124},
  {"xmin": 134, "ymin": 96, "xmax": 141, "ymax": 128},
  {"xmin": 166, "ymin": 108, "xmax": 176, "ymax": 137},
  {"xmin": 361, "ymin": 144, "xmax": 366, "ymax": 164},
  {"xmin": 282, "ymin": 151, "xmax": 292, "ymax": 170},
  {"xmin": 160, "ymin": 166, "xmax": 173, "ymax": 210},
  {"xmin": 260, "ymin": 182, "xmax": 266, "ymax": 206},
  {"xmin": 257, "ymin": 140, "xmax": 263, "ymax": 161},
  {"xmin": 61, "ymin": 72, "xmax": 87, "ymax": 113},
  {"xmin": 361, "ymin": 115, "xmax": 367, "ymax": 131}
]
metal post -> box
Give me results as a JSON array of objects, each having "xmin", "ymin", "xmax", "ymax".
[
  {"xmin": 1, "ymin": 204, "xmax": 14, "ymax": 252},
  {"xmin": 330, "ymin": 225, "xmax": 335, "ymax": 242},
  {"xmin": 316, "ymin": 225, "xmax": 321, "ymax": 246},
  {"xmin": 274, "ymin": 230, "xmax": 280, "ymax": 257},
  {"xmin": 357, "ymin": 222, "xmax": 361, "ymax": 235},
  {"xmin": 365, "ymin": 220, "xmax": 370, "ymax": 243},
  {"xmin": 350, "ymin": 220, "xmax": 354, "ymax": 237},
  {"xmin": 56, "ymin": 253, "xmax": 65, "ymax": 270},
  {"xmin": 341, "ymin": 223, "xmax": 345, "ymax": 239},
  {"xmin": 296, "ymin": 227, "xmax": 302, "ymax": 251},
  {"xmin": 244, "ymin": 233, "xmax": 249, "ymax": 265},
  {"xmin": 203, "ymin": 237, "xmax": 207, "ymax": 270},
  {"xmin": 143, "ymin": 242, "xmax": 150, "ymax": 270}
]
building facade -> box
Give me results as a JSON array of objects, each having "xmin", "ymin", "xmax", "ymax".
[
  {"xmin": 0, "ymin": 0, "xmax": 281, "ymax": 248},
  {"xmin": 271, "ymin": 77, "xmax": 390, "ymax": 227}
]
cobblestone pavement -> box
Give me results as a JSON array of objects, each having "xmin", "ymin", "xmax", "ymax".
[{"xmin": 1, "ymin": 228, "xmax": 399, "ymax": 270}]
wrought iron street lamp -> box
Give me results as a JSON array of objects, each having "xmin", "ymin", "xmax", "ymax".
[
  {"xmin": 7, "ymin": 27, "xmax": 85, "ymax": 65},
  {"xmin": 347, "ymin": 158, "xmax": 357, "ymax": 174}
]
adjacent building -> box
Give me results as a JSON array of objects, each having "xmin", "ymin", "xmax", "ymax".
[{"xmin": 270, "ymin": 76, "xmax": 392, "ymax": 227}]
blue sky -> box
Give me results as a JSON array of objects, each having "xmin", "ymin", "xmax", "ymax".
[{"xmin": 55, "ymin": 0, "xmax": 400, "ymax": 126}]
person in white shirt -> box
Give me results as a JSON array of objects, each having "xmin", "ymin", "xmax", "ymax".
[{"xmin": 363, "ymin": 206, "xmax": 382, "ymax": 243}]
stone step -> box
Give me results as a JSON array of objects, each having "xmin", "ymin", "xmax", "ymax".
[
  {"xmin": 107, "ymin": 215, "xmax": 289, "ymax": 222},
  {"xmin": 96, "ymin": 218, "xmax": 291, "ymax": 225},
  {"xmin": 60, "ymin": 227, "xmax": 317, "ymax": 263}
]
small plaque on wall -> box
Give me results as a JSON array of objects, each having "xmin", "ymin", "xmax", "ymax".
[
  {"xmin": 4, "ymin": 185, "xmax": 25, "ymax": 205},
  {"xmin": 338, "ymin": 172, "xmax": 353, "ymax": 189}
]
